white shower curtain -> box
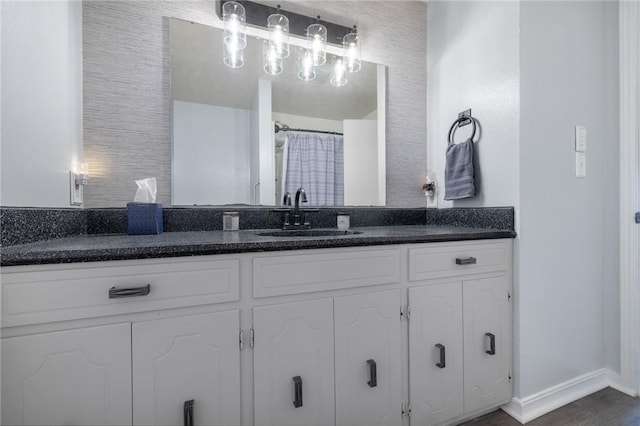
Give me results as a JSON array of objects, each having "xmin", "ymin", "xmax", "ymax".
[{"xmin": 282, "ymin": 132, "xmax": 344, "ymax": 206}]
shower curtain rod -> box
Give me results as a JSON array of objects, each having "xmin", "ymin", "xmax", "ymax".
[{"xmin": 274, "ymin": 122, "xmax": 343, "ymax": 136}]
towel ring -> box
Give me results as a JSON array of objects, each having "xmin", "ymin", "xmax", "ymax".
[{"xmin": 448, "ymin": 116, "xmax": 477, "ymax": 145}]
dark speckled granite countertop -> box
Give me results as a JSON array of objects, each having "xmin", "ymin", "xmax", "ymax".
[{"xmin": 0, "ymin": 225, "xmax": 516, "ymax": 267}]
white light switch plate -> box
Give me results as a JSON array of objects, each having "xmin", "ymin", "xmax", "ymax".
[
  {"xmin": 575, "ymin": 126, "xmax": 587, "ymax": 152},
  {"xmin": 575, "ymin": 152, "xmax": 586, "ymax": 178}
]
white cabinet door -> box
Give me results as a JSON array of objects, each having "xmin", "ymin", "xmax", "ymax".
[
  {"xmin": 253, "ymin": 299, "xmax": 335, "ymax": 426},
  {"xmin": 409, "ymin": 283, "xmax": 464, "ymax": 426},
  {"xmin": 132, "ymin": 310, "xmax": 240, "ymax": 426},
  {"xmin": 334, "ymin": 289, "xmax": 402, "ymax": 426},
  {"xmin": 1, "ymin": 323, "xmax": 132, "ymax": 426},
  {"xmin": 463, "ymin": 275, "xmax": 511, "ymax": 413}
]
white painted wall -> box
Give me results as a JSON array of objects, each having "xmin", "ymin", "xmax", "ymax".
[
  {"xmin": 426, "ymin": 0, "xmax": 620, "ymax": 406},
  {"xmin": 426, "ymin": 1, "xmax": 520, "ymax": 209},
  {"xmin": 1, "ymin": 0, "xmax": 82, "ymax": 207},
  {"xmin": 272, "ymin": 112, "xmax": 343, "ymax": 134},
  {"xmin": 518, "ymin": 0, "xmax": 619, "ymax": 397},
  {"xmin": 172, "ymin": 101, "xmax": 251, "ymax": 205},
  {"xmin": 344, "ymin": 120, "xmax": 379, "ymax": 206},
  {"xmin": 249, "ymin": 80, "xmax": 275, "ymax": 206}
]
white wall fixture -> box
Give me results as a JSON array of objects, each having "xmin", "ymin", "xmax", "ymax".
[
  {"xmin": 424, "ymin": 170, "xmax": 438, "ymax": 208},
  {"xmin": 575, "ymin": 125, "xmax": 587, "ymax": 152},
  {"xmin": 69, "ymin": 162, "xmax": 89, "ymax": 206}
]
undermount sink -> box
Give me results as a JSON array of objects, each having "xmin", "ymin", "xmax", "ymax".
[{"xmin": 256, "ymin": 229, "xmax": 363, "ymax": 238}]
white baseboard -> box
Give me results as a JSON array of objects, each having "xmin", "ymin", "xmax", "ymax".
[
  {"xmin": 606, "ymin": 369, "xmax": 639, "ymax": 397},
  {"xmin": 501, "ymin": 369, "xmax": 614, "ymax": 424}
]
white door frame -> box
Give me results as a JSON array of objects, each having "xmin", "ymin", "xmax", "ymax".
[{"xmin": 619, "ymin": 0, "xmax": 640, "ymax": 396}]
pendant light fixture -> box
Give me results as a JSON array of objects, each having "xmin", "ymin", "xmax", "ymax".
[
  {"xmin": 297, "ymin": 47, "xmax": 316, "ymax": 81},
  {"xmin": 330, "ymin": 57, "xmax": 348, "ymax": 87},
  {"xmin": 267, "ymin": 5, "xmax": 290, "ymax": 59},
  {"xmin": 217, "ymin": 1, "xmax": 362, "ymax": 86},
  {"xmin": 343, "ymin": 25, "xmax": 361, "ymax": 73},
  {"xmin": 306, "ymin": 16, "xmax": 327, "ymax": 66},
  {"xmin": 263, "ymin": 40, "xmax": 283, "ymax": 75},
  {"xmin": 222, "ymin": 1, "xmax": 247, "ymax": 68}
]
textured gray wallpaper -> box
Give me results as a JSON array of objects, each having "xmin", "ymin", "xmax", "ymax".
[{"xmin": 83, "ymin": 1, "xmax": 427, "ymax": 208}]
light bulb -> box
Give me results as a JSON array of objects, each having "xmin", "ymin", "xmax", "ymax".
[
  {"xmin": 222, "ymin": 1, "xmax": 246, "ymax": 68},
  {"xmin": 297, "ymin": 48, "xmax": 316, "ymax": 81},
  {"xmin": 224, "ymin": 39, "xmax": 244, "ymax": 68},
  {"xmin": 343, "ymin": 27, "xmax": 361, "ymax": 73},
  {"xmin": 306, "ymin": 20, "xmax": 326, "ymax": 66},
  {"xmin": 330, "ymin": 57, "xmax": 348, "ymax": 87},
  {"xmin": 268, "ymin": 10, "xmax": 289, "ymax": 59},
  {"xmin": 263, "ymin": 40, "xmax": 283, "ymax": 75}
]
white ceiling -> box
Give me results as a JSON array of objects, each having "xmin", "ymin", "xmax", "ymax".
[{"xmin": 170, "ymin": 18, "xmax": 379, "ymax": 120}]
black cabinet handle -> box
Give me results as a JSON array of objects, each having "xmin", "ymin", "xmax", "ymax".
[
  {"xmin": 183, "ymin": 399, "xmax": 194, "ymax": 426},
  {"xmin": 367, "ymin": 359, "xmax": 377, "ymax": 388},
  {"xmin": 435, "ymin": 344, "xmax": 446, "ymax": 368},
  {"xmin": 455, "ymin": 257, "xmax": 477, "ymax": 265},
  {"xmin": 108, "ymin": 284, "xmax": 151, "ymax": 299},
  {"xmin": 485, "ymin": 332, "xmax": 496, "ymax": 355},
  {"xmin": 293, "ymin": 376, "xmax": 303, "ymax": 408}
]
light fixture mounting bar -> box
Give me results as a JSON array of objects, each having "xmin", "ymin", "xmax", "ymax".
[{"xmin": 217, "ymin": 0, "xmax": 354, "ymax": 46}]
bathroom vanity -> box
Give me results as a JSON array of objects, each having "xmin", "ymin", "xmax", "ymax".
[{"xmin": 0, "ymin": 216, "xmax": 515, "ymax": 426}]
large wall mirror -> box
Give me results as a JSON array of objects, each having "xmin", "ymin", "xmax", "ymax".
[{"xmin": 170, "ymin": 18, "xmax": 386, "ymax": 207}]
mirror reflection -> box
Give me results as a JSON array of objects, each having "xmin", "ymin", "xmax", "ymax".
[{"xmin": 170, "ymin": 18, "xmax": 385, "ymax": 206}]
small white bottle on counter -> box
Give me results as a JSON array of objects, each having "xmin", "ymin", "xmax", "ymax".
[
  {"xmin": 337, "ymin": 213, "xmax": 350, "ymax": 230},
  {"xmin": 223, "ymin": 211, "xmax": 240, "ymax": 231}
]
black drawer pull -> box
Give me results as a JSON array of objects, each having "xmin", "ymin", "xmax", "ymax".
[
  {"xmin": 367, "ymin": 359, "xmax": 377, "ymax": 388},
  {"xmin": 435, "ymin": 344, "xmax": 446, "ymax": 368},
  {"xmin": 485, "ymin": 332, "xmax": 496, "ymax": 355},
  {"xmin": 293, "ymin": 376, "xmax": 303, "ymax": 408},
  {"xmin": 108, "ymin": 284, "xmax": 151, "ymax": 299},
  {"xmin": 456, "ymin": 257, "xmax": 477, "ymax": 265},
  {"xmin": 183, "ymin": 399, "xmax": 194, "ymax": 426}
]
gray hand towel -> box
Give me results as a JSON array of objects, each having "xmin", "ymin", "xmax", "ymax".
[{"xmin": 444, "ymin": 138, "xmax": 475, "ymax": 200}]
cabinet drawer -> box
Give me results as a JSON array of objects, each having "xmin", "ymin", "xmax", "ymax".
[
  {"xmin": 409, "ymin": 241, "xmax": 510, "ymax": 281},
  {"xmin": 2, "ymin": 257, "xmax": 240, "ymax": 327},
  {"xmin": 253, "ymin": 248, "xmax": 401, "ymax": 297}
]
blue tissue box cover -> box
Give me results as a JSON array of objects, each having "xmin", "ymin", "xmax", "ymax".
[{"xmin": 127, "ymin": 202, "xmax": 163, "ymax": 235}]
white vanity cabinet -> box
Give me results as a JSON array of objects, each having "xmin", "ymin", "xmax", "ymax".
[
  {"xmin": 251, "ymin": 248, "xmax": 402, "ymax": 426},
  {"xmin": 462, "ymin": 275, "xmax": 511, "ymax": 413},
  {"xmin": 1, "ymin": 256, "xmax": 242, "ymax": 426},
  {"xmin": 253, "ymin": 299, "xmax": 336, "ymax": 426},
  {"xmin": 2, "ymin": 323, "xmax": 132, "ymax": 426},
  {"xmin": 334, "ymin": 290, "xmax": 402, "ymax": 426},
  {"xmin": 132, "ymin": 310, "xmax": 241, "ymax": 426},
  {"xmin": 253, "ymin": 289, "xmax": 402, "ymax": 426},
  {"xmin": 408, "ymin": 241, "xmax": 513, "ymax": 426},
  {"xmin": 409, "ymin": 282, "xmax": 464, "ymax": 426},
  {"xmin": 1, "ymin": 238, "xmax": 513, "ymax": 426},
  {"xmin": 253, "ymin": 290, "xmax": 402, "ymax": 426}
]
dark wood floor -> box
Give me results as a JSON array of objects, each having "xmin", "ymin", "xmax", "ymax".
[{"xmin": 461, "ymin": 387, "xmax": 640, "ymax": 426}]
